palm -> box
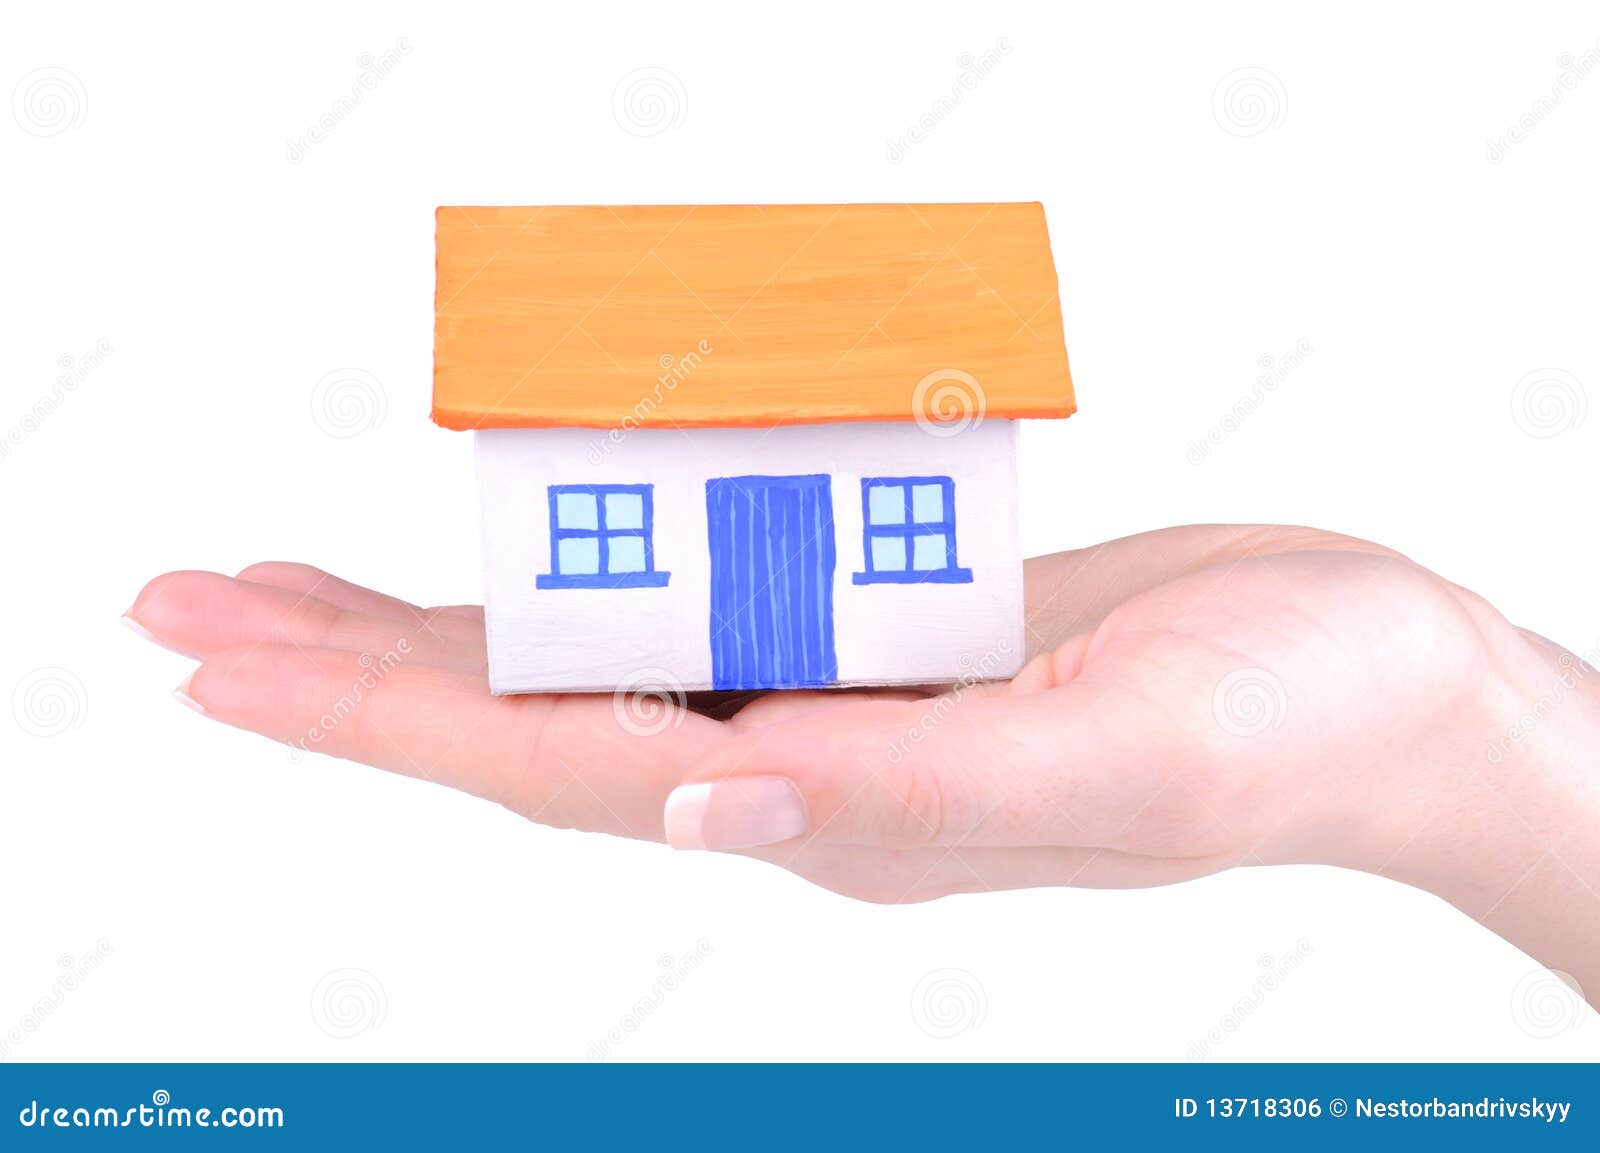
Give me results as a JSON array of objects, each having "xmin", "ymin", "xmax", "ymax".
[
  {"xmin": 1014, "ymin": 535, "xmax": 1499, "ymax": 872},
  {"xmin": 130, "ymin": 525, "xmax": 1503, "ymax": 902}
]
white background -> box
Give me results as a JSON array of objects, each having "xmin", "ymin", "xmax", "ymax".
[{"xmin": 3, "ymin": 1, "xmax": 1597, "ymax": 1061}]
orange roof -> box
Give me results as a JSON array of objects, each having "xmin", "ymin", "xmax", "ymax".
[{"xmin": 432, "ymin": 203, "xmax": 1073, "ymax": 430}]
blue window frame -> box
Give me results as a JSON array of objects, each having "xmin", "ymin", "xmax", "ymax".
[
  {"xmin": 536, "ymin": 484, "xmax": 671, "ymax": 589},
  {"xmin": 852, "ymin": 476, "xmax": 973, "ymax": 585}
]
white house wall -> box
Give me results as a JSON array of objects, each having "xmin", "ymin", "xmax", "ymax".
[{"xmin": 475, "ymin": 421, "xmax": 1023, "ymax": 693}]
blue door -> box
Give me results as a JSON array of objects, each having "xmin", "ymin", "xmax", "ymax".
[{"xmin": 705, "ymin": 474, "xmax": 838, "ymax": 690}]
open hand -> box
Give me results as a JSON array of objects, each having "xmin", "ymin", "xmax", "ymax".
[{"xmin": 127, "ymin": 524, "xmax": 1600, "ymax": 997}]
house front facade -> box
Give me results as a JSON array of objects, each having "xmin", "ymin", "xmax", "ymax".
[
  {"xmin": 475, "ymin": 419, "xmax": 1021, "ymax": 692},
  {"xmin": 433, "ymin": 203, "xmax": 1074, "ymax": 694}
]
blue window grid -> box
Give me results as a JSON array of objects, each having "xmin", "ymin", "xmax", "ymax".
[
  {"xmin": 536, "ymin": 483, "xmax": 671, "ymax": 590},
  {"xmin": 853, "ymin": 476, "xmax": 973, "ymax": 585}
]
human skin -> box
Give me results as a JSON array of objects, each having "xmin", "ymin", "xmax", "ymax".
[{"xmin": 126, "ymin": 524, "xmax": 1600, "ymax": 1004}]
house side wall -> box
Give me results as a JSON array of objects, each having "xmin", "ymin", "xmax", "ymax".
[{"xmin": 475, "ymin": 421, "xmax": 1023, "ymax": 693}]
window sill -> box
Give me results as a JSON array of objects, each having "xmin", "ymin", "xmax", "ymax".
[
  {"xmin": 852, "ymin": 568, "xmax": 973, "ymax": 585},
  {"xmin": 536, "ymin": 571, "xmax": 672, "ymax": 590}
]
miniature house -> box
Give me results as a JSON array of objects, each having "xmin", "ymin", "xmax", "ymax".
[{"xmin": 432, "ymin": 203, "xmax": 1074, "ymax": 694}]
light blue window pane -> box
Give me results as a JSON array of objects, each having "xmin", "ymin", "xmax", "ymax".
[
  {"xmin": 557, "ymin": 536, "xmax": 600, "ymax": 575},
  {"xmin": 911, "ymin": 483, "xmax": 944, "ymax": 524},
  {"xmin": 912, "ymin": 532, "xmax": 949, "ymax": 571},
  {"xmin": 605, "ymin": 491, "xmax": 644, "ymax": 530},
  {"xmin": 608, "ymin": 535, "xmax": 646, "ymax": 573},
  {"xmin": 867, "ymin": 484, "xmax": 905, "ymax": 525},
  {"xmin": 555, "ymin": 491, "xmax": 597, "ymax": 530},
  {"xmin": 870, "ymin": 535, "xmax": 907, "ymax": 571}
]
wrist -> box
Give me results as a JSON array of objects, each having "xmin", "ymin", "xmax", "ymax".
[{"xmin": 1359, "ymin": 629, "xmax": 1600, "ymax": 993}]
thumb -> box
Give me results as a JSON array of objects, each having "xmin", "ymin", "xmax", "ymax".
[{"xmin": 661, "ymin": 689, "xmax": 1159, "ymax": 852}]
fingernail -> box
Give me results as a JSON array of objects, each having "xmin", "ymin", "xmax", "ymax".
[
  {"xmin": 663, "ymin": 777, "xmax": 807, "ymax": 850},
  {"xmin": 123, "ymin": 612, "xmax": 185, "ymax": 656},
  {"xmin": 173, "ymin": 673, "xmax": 207, "ymax": 716}
]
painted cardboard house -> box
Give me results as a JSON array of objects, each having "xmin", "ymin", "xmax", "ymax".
[{"xmin": 432, "ymin": 203, "xmax": 1074, "ymax": 694}]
